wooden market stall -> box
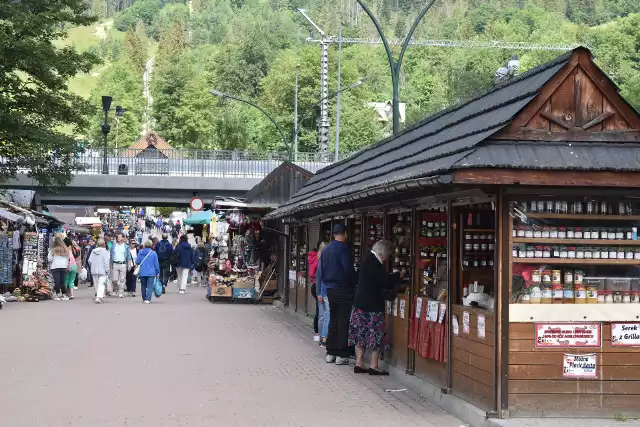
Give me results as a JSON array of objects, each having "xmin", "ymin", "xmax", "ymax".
[{"xmin": 265, "ymin": 47, "xmax": 640, "ymax": 419}]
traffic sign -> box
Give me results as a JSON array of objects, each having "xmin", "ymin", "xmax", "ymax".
[{"xmin": 190, "ymin": 197, "xmax": 204, "ymax": 211}]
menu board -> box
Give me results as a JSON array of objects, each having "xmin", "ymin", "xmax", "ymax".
[
  {"xmin": 611, "ymin": 323, "xmax": 640, "ymax": 347},
  {"xmin": 563, "ymin": 353, "xmax": 597, "ymax": 378},
  {"xmin": 0, "ymin": 232, "xmax": 13, "ymax": 284}
]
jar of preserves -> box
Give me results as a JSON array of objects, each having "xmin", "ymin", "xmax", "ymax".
[
  {"xmin": 537, "ymin": 201, "xmax": 545, "ymax": 213},
  {"xmin": 559, "ymin": 247, "xmax": 568, "ymax": 258},
  {"xmin": 593, "ymin": 248, "xmax": 601, "ymax": 259},
  {"xmin": 472, "ymin": 258, "xmax": 479, "ymax": 268},
  {"xmin": 635, "ymin": 249, "xmax": 640, "ymax": 261},
  {"xmin": 616, "ymin": 228, "xmax": 625, "ymax": 240},
  {"xmin": 465, "ymin": 243, "xmax": 472, "ymax": 251},
  {"xmin": 481, "ymin": 243, "xmax": 488, "ymax": 252},
  {"xmin": 627, "ymin": 230, "xmax": 633, "ymax": 240},
  {"xmin": 534, "ymin": 246, "xmax": 543, "ymax": 258},
  {"xmin": 526, "ymin": 246, "xmax": 535, "ymax": 258},
  {"xmin": 572, "ymin": 201, "xmax": 583, "ymax": 214},
  {"xmin": 605, "ymin": 292, "xmax": 614, "ymax": 304},
  {"xmin": 586, "ymin": 201, "xmax": 594, "ymax": 215},
  {"xmin": 525, "ymin": 226, "xmax": 534, "ymax": 238},
  {"xmin": 568, "ymin": 246, "xmax": 577, "ymax": 258},
  {"xmin": 532, "ymin": 270, "xmax": 542, "ymax": 284},
  {"xmin": 542, "ymin": 270, "xmax": 552, "ymax": 284},
  {"xmin": 543, "ymin": 246, "xmax": 551, "ymax": 258},
  {"xmin": 563, "ymin": 284, "xmax": 575, "ymax": 303},
  {"xmin": 612, "ymin": 247, "xmax": 621, "ymax": 259},
  {"xmin": 533, "ymin": 228, "xmax": 542, "ymax": 239},
  {"xmin": 552, "ymin": 270, "xmax": 562, "ymax": 284},
  {"xmin": 587, "ymin": 285, "xmax": 599, "ymax": 304},
  {"xmin": 553, "ymin": 283, "xmax": 564, "ymax": 303},
  {"xmin": 564, "ymin": 270, "xmax": 573, "ymax": 285},
  {"xmin": 488, "ymin": 243, "xmax": 495, "ymax": 251},
  {"xmin": 480, "ymin": 258, "xmax": 487, "ymax": 268},
  {"xmin": 601, "ymin": 201, "xmax": 609, "ymax": 215},
  {"xmin": 584, "ymin": 247, "xmax": 593, "ymax": 259},
  {"xmin": 584, "ymin": 228, "xmax": 592, "ymax": 239},
  {"xmin": 546, "ymin": 201, "xmax": 554, "ymax": 213},
  {"xmin": 608, "ymin": 229, "xmax": 616, "ymax": 240},
  {"xmin": 530, "ymin": 285, "xmax": 542, "ymax": 304},
  {"xmin": 575, "ymin": 227, "xmax": 583, "ymax": 239},
  {"xmin": 574, "ymin": 270, "xmax": 585, "ymax": 286},
  {"xmin": 575, "ymin": 283, "xmax": 587, "ymax": 304},
  {"xmin": 567, "ymin": 227, "xmax": 575, "ymax": 239},
  {"xmin": 516, "ymin": 226, "xmax": 524, "ymax": 237},
  {"xmin": 549, "ymin": 227, "xmax": 559, "ymax": 239},
  {"xmin": 518, "ymin": 247, "xmax": 527, "ymax": 258},
  {"xmin": 488, "ymin": 259, "xmax": 494, "ymax": 267},
  {"xmin": 553, "ymin": 246, "xmax": 560, "ymax": 258},
  {"xmin": 541, "ymin": 284, "xmax": 553, "ymax": 304},
  {"xmin": 473, "ymin": 243, "xmax": 480, "ymax": 251},
  {"xmin": 521, "ymin": 289, "xmax": 530, "ymax": 304},
  {"xmin": 487, "ymin": 233, "xmax": 494, "ymax": 241},
  {"xmin": 530, "ymin": 201, "xmax": 538, "ymax": 213},
  {"xmin": 626, "ymin": 248, "xmax": 634, "ymax": 260},
  {"xmin": 558, "ymin": 227, "xmax": 567, "ymax": 239},
  {"xmin": 613, "ymin": 291, "xmax": 623, "ymax": 304},
  {"xmin": 541, "ymin": 227, "xmax": 550, "ymax": 239},
  {"xmin": 623, "ymin": 292, "xmax": 631, "ymax": 304}
]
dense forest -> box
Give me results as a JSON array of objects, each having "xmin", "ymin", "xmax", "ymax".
[{"xmin": 75, "ymin": 0, "xmax": 639, "ymax": 153}]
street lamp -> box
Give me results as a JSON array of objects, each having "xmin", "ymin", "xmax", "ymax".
[
  {"xmin": 209, "ymin": 90, "xmax": 292, "ymax": 160},
  {"xmin": 355, "ymin": 0, "xmax": 437, "ymax": 134},
  {"xmin": 101, "ymin": 95, "xmax": 112, "ymax": 174}
]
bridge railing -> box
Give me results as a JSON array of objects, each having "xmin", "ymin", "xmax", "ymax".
[{"xmin": 76, "ymin": 148, "xmax": 343, "ymax": 178}]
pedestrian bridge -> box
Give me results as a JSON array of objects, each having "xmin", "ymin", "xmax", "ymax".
[{"xmin": 2, "ymin": 149, "xmax": 337, "ymax": 206}]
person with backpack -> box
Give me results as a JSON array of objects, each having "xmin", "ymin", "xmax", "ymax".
[
  {"xmin": 135, "ymin": 240, "xmax": 160, "ymax": 304},
  {"xmin": 193, "ymin": 241, "xmax": 209, "ymax": 287},
  {"xmin": 155, "ymin": 233, "xmax": 174, "ymax": 294},
  {"xmin": 173, "ymin": 235, "xmax": 194, "ymax": 294},
  {"xmin": 64, "ymin": 237, "xmax": 80, "ymax": 299}
]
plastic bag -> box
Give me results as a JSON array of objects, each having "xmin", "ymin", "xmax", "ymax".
[
  {"xmin": 153, "ymin": 277, "xmax": 163, "ymax": 298},
  {"xmin": 79, "ymin": 267, "xmax": 88, "ymax": 282}
]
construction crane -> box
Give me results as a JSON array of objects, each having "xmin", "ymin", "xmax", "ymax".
[
  {"xmin": 297, "ymin": 8, "xmax": 580, "ymax": 153},
  {"xmin": 305, "ymin": 37, "xmax": 579, "ymax": 51}
]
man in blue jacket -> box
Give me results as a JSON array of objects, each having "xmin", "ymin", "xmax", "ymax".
[
  {"xmin": 318, "ymin": 223, "xmax": 357, "ymax": 365},
  {"xmin": 156, "ymin": 233, "xmax": 174, "ymax": 294}
]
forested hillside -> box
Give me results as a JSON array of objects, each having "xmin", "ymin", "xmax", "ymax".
[{"xmin": 74, "ymin": 0, "xmax": 639, "ymax": 153}]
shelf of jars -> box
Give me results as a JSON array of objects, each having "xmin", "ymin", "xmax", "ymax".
[
  {"xmin": 365, "ymin": 214, "xmax": 384, "ymax": 250},
  {"xmin": 351, "ymin": 216, "xmax": 362, "ymax": 269},
  {"xmin": 391, "ymin": 213, "xmax": 412, "ymax": 286}
]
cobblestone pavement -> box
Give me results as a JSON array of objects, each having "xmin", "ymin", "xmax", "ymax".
[{"xmin": 0, "ymin": 286, "xmax": 466, "ymax": 427}]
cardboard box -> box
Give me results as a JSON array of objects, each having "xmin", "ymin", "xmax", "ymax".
[
  {"xmin": 233, "ymin": 288, "xmax": 255, "ymax": 299},
  {"xmin": 264, "ymin": 279, "xmax": 277, "ymax": 291},
  {"xmin": 233, "ymin": 279, "xmax": 254, "ymax": 289},
  {"xmin": 211, "ymin": 285, "xmax": 232, "ymax": 297}
]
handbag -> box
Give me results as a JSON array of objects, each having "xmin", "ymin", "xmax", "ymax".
[
  {"xmin": 134, "ymin": 251, "xmax": 152, "ymax": 276},
  {"xmin": 153, "ymin": 277, "xmax": 163, "ymax": 298}
]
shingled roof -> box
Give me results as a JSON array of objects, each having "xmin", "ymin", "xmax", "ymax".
[
  {"xmin": 265, "ymin": 49, "xmax": 580, "ymax": 219},
  {"xmin": 123, "ymin": 132, "xmax": 174, "ymax": 157}
]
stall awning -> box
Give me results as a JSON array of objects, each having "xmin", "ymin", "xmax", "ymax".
[
  {"xmin": 0, "ymin": 208, "xmax": 22, "ymax": 222},
  {"xmin": 183, "ymin": 210, "xmax": 214, "ymax": 225},
  {"xmin": 76, "ymin": 217, "xmax": 103, "ymax": 226}
]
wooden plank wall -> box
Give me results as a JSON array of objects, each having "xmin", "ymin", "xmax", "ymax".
[
  {"xmin": 386, "ymin": 295, "xmax": 409, "ymax": 370},
  {"xmin": 415, "ymin": 355, "xmax": 447, "ymax": 387},
  {"xmin": 509, "ymin": 322, "xmax": 640, "ymax": 417},
  {"xmin": 451, "ymin": 305, "xmax": 495, "ymax": 411}
]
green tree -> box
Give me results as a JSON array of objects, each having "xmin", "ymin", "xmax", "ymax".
[
  {"xmin": 124, "ymin": 26, "xmax": 147, "ymax": 74},
  {"xmin": 0, "ymin": 0, "xmax": 99, "ymax": 187}
]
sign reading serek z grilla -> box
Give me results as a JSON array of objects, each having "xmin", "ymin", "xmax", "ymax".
[{"xmin": 611, "ymin": 323, "xmax": 640, "ymax": 347}]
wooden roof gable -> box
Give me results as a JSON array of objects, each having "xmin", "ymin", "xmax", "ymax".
[
  {"xmin": 123, "ymin": 132, "xmax": 174, "ymax": 157},
  {"xmin": 495, "ymin": 47, "xmax": 640, "ymax": 142}
]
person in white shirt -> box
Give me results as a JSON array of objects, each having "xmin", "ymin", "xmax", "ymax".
[
  {"xmin": 109, "ymin": 233, "xmax": 132, "ymax": 298},
  {"xmin": 48, "ymin": 237, "xmax": 70, "ymax": 301}
]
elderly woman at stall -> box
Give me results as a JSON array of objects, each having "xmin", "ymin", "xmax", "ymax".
[{"xmin": 348, "ymin": 240, "xmax": 402, "ymax": 375}]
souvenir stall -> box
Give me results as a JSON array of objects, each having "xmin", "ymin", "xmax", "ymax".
[
  {"xmin": 265, "ymin": 49, "xmax": 640, "ymax": 420},
  {"xmin": 207, "ymin": 209, "xmax": 263, "ymax": 303}
]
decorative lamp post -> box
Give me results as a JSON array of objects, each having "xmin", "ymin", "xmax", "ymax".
[
  {"xmin": 101, "ymin": 95, "xmax": 112, "ymax": 175},
  {"xmin": 114, "ymin": 105, "xmax": 127, "ymax": 150},
  {"xmin": 355, "ymin": 0, "xmax": 437, "ymax": 134}
]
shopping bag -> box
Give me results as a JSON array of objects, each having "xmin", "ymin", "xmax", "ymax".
[
  {"xmin": 106, "ymin": 277, "xmax": 113, "ymax": 293},
  {"xmin": 153, "ymin": 277, "xmax": 163, "ymax": 298},
  {"xmin": 79, "ymin": 267, "xmax": 88, "ymax": 282}
]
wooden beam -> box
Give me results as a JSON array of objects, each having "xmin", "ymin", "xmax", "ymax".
[
  {"xmin": 492, "ymin": 128, "xmax": 640, "ymax": 142},
  {"xmin": 453, "ymin": 169, "xmax": 640, "ymax": 187}
]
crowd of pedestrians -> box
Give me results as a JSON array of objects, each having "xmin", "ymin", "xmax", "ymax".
[
  {"xmin": 311, "ymin": 224, "xmax": 404, "ymax": 375},
  {"xmin": 47, "ymin": 219, "xmax": 211, "ymax": 304}
]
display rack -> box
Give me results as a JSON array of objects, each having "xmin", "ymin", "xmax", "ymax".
[{"xmin": 390, "ymin": 212, "xmax": 412, "ymax": 292}]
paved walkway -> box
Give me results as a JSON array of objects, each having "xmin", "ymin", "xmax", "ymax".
[{"xmin": 0, "ymin": 285, "xmax": 465, "ymax": 427}]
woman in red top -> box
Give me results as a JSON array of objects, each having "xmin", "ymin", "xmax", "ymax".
[{"xmin": 307, "ymin": 243, "xmax": 321, "ymax": 342}]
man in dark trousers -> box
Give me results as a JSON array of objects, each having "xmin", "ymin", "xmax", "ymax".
[
  {"xmin": 155, "ymin": 233, "xmax": 174, "ymax": 294},
  {"xmin": 318, "ymin": 223, "xmax": 357, "ymax": 365}
]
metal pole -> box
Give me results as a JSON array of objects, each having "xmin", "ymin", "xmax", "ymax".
[
  {"xmin": 294, "ymin": 64, "xmax": 299, "ymax": 162},
  {"xmin": 334, "ymin": 25, "xmax": 343, "ymax": 162},
  {"xmin": 115, "ymin": 117, "xmax": 119, "ymax": 150},
  {"xmin": 102, "ymin": 110, "xmax": 109, "ymax": 175},
  {"xmin": 355, "ymin": 0, "xmax": 437, "ymax": 134},
  {"xmin": 318, "ymin": 42, "xmax": 330, "ymax": 152}
]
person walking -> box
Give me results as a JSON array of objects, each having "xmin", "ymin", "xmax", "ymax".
[
  {"xmin": 318, "ymin": 223, "xmax": 357, "ymax": 365},
  {"xmin": 136, "ymin": 240, "xmax": 160, "ymax": 304},
  {"xmin": 110, "ymin": 233, "xmax": 132, "ymax": 298},
  {"xmin": 64, "ymin": 238, "xmax": 79, "ymax": 300},
  {"xmin": 193, "ymin": 241, "xmax": 208, "ymax": 286},
  {"xmin": 88, "ymin": 239, "xmax": 111, "ymax": 304},
  {"xmin": 307, "ymin": 243, "xmax": 320, "ymax": 342},
  {"xmin": 349, "ymin": 240, "xmax": 402, "ymax": 376},
  {"xmin": 126, "ymin": 241, "xmax": 139, "ymax": 297},
  {"xmin": 48, "ymin": 237, "xmax": 69, "ymax": 301},
  {"xmin": 136, "ymin": 229, "xmax": 143, "ymax": 245},
  {"xmin": 155, "ymin": 233, "xmax": 173, "ymax": 294},
  {"xmin": 70, "ymin": 238, "xmax": 82, "ymax": 290},
  {"xmin": 84, "ymin": 238, "xmax": 96, "ymax": 287},
  {"xmin": 174, "ymin": 235, "xmax": 194, "ymax": 294},
  {"xmin": 315, "ymin": 242, "xmax": 330, "ymax": 347}
]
